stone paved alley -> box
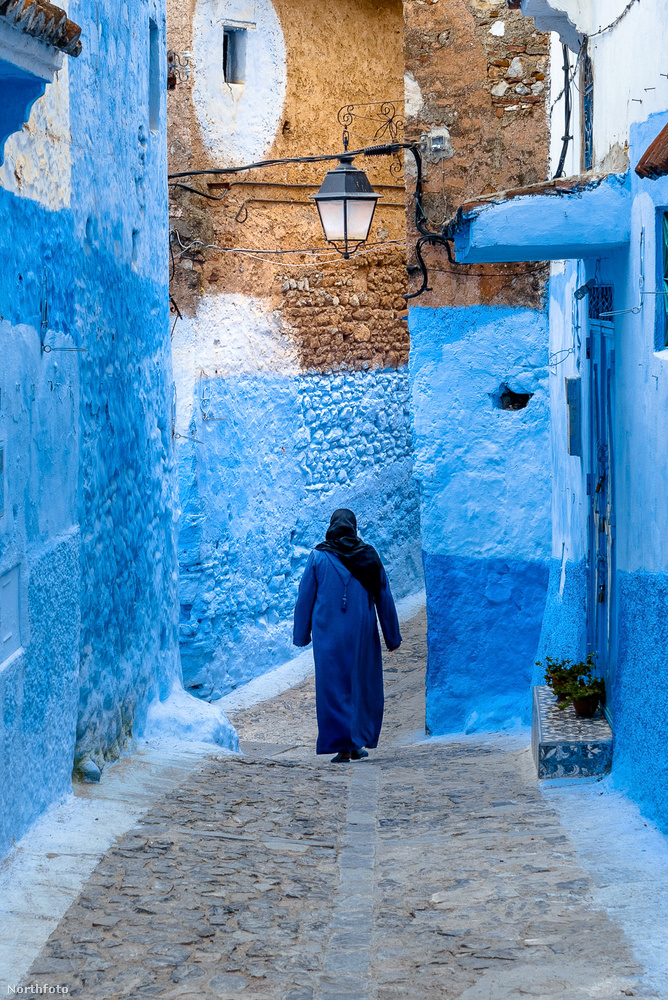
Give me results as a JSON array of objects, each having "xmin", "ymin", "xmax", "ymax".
[{"xmin": 19, "ymin": 611, "xmax": 653, "ymax": 999}]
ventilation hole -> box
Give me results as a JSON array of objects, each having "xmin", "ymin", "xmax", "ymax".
[{"xmin": 491, "ymin": 383, "xmax": 533, "ymax": 411}]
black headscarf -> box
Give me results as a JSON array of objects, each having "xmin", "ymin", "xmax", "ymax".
[{"xmin": 315, "ymin": 509, "xmax": 383, "ymax": 599}]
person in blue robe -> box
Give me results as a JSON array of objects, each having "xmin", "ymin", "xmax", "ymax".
[{"xmin": 293, "ymin": 509, "xmax": 402, "ymax": 762}]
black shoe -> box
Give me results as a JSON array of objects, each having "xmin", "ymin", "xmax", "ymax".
[
  {"xmin": 351, "ymin": 748, "xmax": 369, "ymax": 760},
  {"xmin": 331, "ymin": 751, "xmax": 351, "ymax": 763}
]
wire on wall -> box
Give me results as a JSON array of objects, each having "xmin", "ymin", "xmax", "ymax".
[
  {"xmin": 553, "ymin": 44, "xmax": 573, "ymax": 178},
  {"xmin": 170, "ymin": 229, "xmax": 407, "ymax": 269},
  {"xmin": 589, "ymin": 0, "xmax": 640, "ymax": 38}
]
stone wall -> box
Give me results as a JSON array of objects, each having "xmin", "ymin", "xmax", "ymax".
[
  {"xmin": 404, "ymin": 0, "xmax": 552, "ymax": 732},
  {"xmin": 167, "ymin": 0, "xmax": 422, "ymax": 700},
  {"xmin": 278, "ymin": 253, "xmax": 408, "ymax": 371},
  {"xmin": 403, "ymin": 0, "xmax": 550, "ymax": 307},
  {"xmin": 178, "ymin": 365, "xmax": 418, "ymax": 697},
  {"xmin": 0, "ymin": 0, "xmax": 217, "ymax": 856}
]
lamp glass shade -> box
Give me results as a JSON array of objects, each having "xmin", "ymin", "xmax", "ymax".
[
  {"xmin": 316, "ymin": 199, "xmax": 346, "ymax": 242},
  {"xmin": 311, "ymin": 157, "xmax": 381, "ymax": 252},
  {"xmin": 345, "ymin": 197, "xmax": 377, "ymax": 242}
]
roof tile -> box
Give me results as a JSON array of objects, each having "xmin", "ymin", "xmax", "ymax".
[
  {"xmin": 636, "ymin": 123, "xmax": 668, "ymax": 180},
  {"xmin": 0, "ymin": 0, "xmax": 82, "ymax": 57}
]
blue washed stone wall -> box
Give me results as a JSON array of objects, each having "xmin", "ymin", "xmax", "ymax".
[
  {"xmin": 424, "ymin": 554, "xmax": 549, "ymax": 733},
  {"xmin": 409, "ymin": 304, "xmax": 551, "ymax": 733},
  {"xmin": 177, "ymin": 368, "xmax": 422, "ymax": 699},
  {"xmin": 533, "ymin": 559, "xmax": 588, "ymax": 685},
  {"xmin": 0, "ymin": 0, "xmax": 182, "ymax": 854},
  {"xmin": 534, "ymin": 115, "xmax": 668, "ymax": 830},
  {"xmin": 613, "ymin": 572, "xmax": 668, "ymax": 834}
]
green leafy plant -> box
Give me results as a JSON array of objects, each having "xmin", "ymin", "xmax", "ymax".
[
  {"xmin": 537, "ymin": 653, "xmax": 605, "ymax": 713},
  {"xmin": 566, "ymin": 672, "xmax": 605, "ymax": 701},
  {"xmin": 537, "ymin": 656, "xmax": 582, "ymax": 700}
]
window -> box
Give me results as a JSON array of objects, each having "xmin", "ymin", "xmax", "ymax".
[
  {"xmin": 566, "ymin": 378, "xmax": 582, "ymax": 457},
  {"xmin": 149, "ymin": 18, "xmax": 160, "ymax": 132},
  {"xmin": 588, "ymin": 284, "xmax": 613, "ymax": 321},
  {"xmin": 581, "ymin": 44, "xmax": 594, "ymax": 172},
  {"xmin": 223, "ymin": 27, "xmax": 247, "ymax": 84},
  {"xmin": 659, "ymin": 211, "xmax": 668, "ymax": 347}
]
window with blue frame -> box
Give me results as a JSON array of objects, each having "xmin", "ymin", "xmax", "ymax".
[
  {"xmin": 662, "ymin": 211, "xmax": 668, "ymax": 346},
  {"xmin": 581, "ymin": 45, "xmax": 594, "ymax": 172}
]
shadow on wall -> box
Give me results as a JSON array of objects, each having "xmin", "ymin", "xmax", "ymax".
[
  {"xmin": 424, "ymin": 554, "xmax": 549, "ymax": 733},
  {"xmin": 612, "ymin": 571, "xmax": 668, "ymax": 835}
]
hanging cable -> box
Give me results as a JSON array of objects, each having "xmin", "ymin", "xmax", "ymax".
[
  {"xmin": 589, "ymin": 0, "xmax": 639, "ymax": 37},
  {"xmin": 554, "ymin": 44, "xmax": 573, "ymax": 178}
]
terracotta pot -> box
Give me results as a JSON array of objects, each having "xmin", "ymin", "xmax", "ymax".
[{"xmin": 573, "ymin": 695, "xmax": 599, "ymax": 718}]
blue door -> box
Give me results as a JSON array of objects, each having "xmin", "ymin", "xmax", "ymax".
[{"xmin": 587, "ymin": 286, "xmax": 616, "ymax": 718}]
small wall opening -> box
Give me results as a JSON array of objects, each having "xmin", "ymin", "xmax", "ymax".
[
  {"xmin": 491, "ymin": 383, "xmax": 533, "ymax": 411},
  {"xmin": 223, "ymin": 27, "xmax": 247, "ymax": 84}
]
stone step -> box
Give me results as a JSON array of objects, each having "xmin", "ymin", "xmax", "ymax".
[{"xmin": 532, "ymin": 685, "xmax": 613, "ymax": 779}]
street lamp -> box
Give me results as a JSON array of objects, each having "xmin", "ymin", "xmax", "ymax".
[
  {"xmin": 311, "ymin": 154, "xmax": 381, "ymax": 259},
  {"xmin": 169, "ymin": 138, "xmax": 455, "ymax": 298}
]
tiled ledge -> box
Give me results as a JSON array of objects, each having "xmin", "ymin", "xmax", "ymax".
[{"xmin": 532, "ymin": 685, "xmax": 613, "ymax": 779}]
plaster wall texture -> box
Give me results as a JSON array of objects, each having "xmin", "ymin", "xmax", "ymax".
[
  {"xmin": 0, "ymin": 56, "xmax": 71, "ymax": 209},
  {"xmin": 192, "ymin": 0, "xmax": 287, "ymax": 166},
  {"xmin": 0, "ymin": 321, "xmax": 80, "ymax": 858},
  {"xmin": 532, "ymin": 259, "xmax": 589, "ymax": 675},
  {"xmin": 454, "ymin": 172, "xmax": 631, "ymax": 264},
  {"xmin": 542, "ymin": 0, "xmax": 668, "ymax": 176},
  {"xmin": 602, "ymin": 115, "xmax": 668, "ymax": 831},
  {"xmin": 409, "ymin": 305, "xmax": 551, "ymax": 733},
  {"xmin": 173, "ymin": 293, "xmax": 421, "ymax": 698},
  {"xmin": 167, "ymin": 0, "xmax": 406, "ymax": 316},
  {"xmin": 166, "ymin": 0, "xmax": 421, "ymax": 699},
  {"xmin": 0, "ymin": 0, "xmax": 235, "ymax": 855},
  {"xmin": 403, "ymin": 0, "xmax": 552, "ymax": 734}
]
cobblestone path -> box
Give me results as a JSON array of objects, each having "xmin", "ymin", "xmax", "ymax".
[{"xmin": 24, "ymin": 611, "xmax": 650, "ymax": 999}]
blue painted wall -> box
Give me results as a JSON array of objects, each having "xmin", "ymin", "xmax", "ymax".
[
  {"xmin": 409, "ymin": 304, "xmax": 551, "ymax": 733},
  {"xmin": 603, "ymin": 114, "xmax": 668, "ymax": 832},
  {"xmin": 177, "ymin": 367, "xmax": 422, "ymax": 699},
  {"xmin": 537, "ymin": 111, "xmax": 668, "ymax": 832},
  {"xmin": 0, "ymin": 1, "xmax": 180, "ymax": 855}
]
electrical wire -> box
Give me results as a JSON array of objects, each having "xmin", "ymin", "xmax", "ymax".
[
  {"xmin": 427, "ymin": 264, "xmax": 548, "ymax": 279},
  {"xmin": 168, "ymin": 143, "xmax": 399, "ymax": 180},
  {"xmin": 168, "ymin": 141, "xmax": 548, "ymax": 298},
  {"xmin": 171, "ymin": 229, "xmax": 404, "ymax": 255},
  {"xmin": 549, "ymin": 45, "xmax": 583, "ymax": 119},
  {"xmin": 589, "ymin": 0, "xmax": 639, "ymax": 37},
  {"xmin": 554, "ymin": 44, "xmax": 573, "ymax": 178},
  {"xmin": 170, "ymin": 230, "xmax": 407, "ymax": 269}
]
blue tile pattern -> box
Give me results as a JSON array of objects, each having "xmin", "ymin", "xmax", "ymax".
[{"xmin": 532, "ymin": 686, "xmax": 613, "ymax": 778}]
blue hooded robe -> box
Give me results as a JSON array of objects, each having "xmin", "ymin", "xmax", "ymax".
[{"xmin": 293, "ymin": 548, "xmax": 402, "ymax": 754}]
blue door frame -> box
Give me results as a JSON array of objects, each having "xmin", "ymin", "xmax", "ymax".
[{"xmin": 587, "ymin": 309, "xmax": 616, "ymax": 721}]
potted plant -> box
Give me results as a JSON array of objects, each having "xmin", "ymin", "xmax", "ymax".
[
  {"xmin": 570, "ymin": 652, "xmax": 603, "ymax": 718},
  {"xmin": 537, "ymin": 656, "xmax": 580, "ymax": 702},
  {"xmin": 537, "ymin": 653, "xmax": 606, "ymax": 718}
]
